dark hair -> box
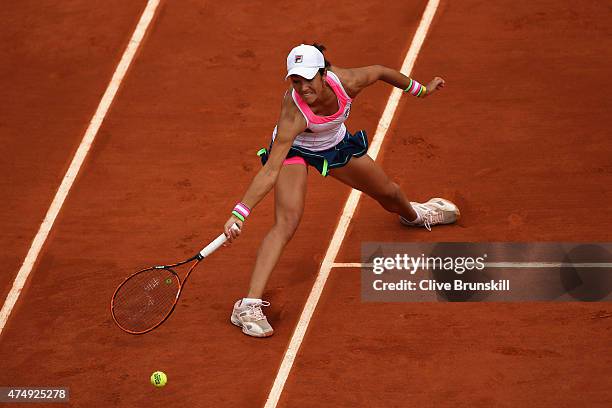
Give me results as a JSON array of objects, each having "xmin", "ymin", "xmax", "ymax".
[{"xmin": 311, "ymin": 42, "xmax": 331, "ymax": 76}]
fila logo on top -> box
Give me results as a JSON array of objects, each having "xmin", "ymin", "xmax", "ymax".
[{"xmin": 295, "ymin": 55, "xmax": 303, "ymax": 63}]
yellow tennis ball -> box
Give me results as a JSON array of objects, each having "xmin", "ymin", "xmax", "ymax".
[{"xmin": 150, "ymin": 371, "xmax": 167, "ymax": 387}]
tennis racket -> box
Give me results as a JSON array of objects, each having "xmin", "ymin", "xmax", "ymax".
[{"xmin": 111, "ymin": 224, "xmax": 239, "ymax": 334}]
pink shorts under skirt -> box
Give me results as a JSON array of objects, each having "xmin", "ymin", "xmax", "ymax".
[{"xmin": 283, "ymin": 156, "xmax": 307, "ymax": 166}]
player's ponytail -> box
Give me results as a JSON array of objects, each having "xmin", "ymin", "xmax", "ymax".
[{"xmin": 311, "ymin": 42, "xmax": 331, "ymax": 75}]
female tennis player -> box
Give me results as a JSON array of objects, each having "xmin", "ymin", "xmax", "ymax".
[{"xmin": 224, "ymin": 44, "xmax": 459, "ymax": 337}]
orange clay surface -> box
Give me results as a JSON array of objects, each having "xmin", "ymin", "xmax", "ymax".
[{"xmin": 1, "ymin": 1, "xmax": 610, "ymax": 407}]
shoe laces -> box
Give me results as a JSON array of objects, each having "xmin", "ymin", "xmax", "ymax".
[
  {"xmin": 246, "ymin": 301, "xmax": 270, "ymax": 321},
  {"xmin": 420, "ymin": 206, "xmax": 444, "ymax": 231}
]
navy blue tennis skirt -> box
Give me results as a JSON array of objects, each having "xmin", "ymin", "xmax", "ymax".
[{"xmin": 257, "ymin": 130, "xmax": 369, "ymax": 176}]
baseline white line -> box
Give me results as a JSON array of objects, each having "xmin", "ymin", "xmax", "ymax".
[
  {"xmin": 0, "ymin": 0, "xmax": 161, "ymax": 335},
  {"xmin": 264, "ymin": 1, "xmax": 440, "ymax": 406},
  {"xmin": 485, "ymin": 262, "xmax": 612, "ymax": 268},
  {"xmin": 332, "ymin": 263, "xmax": 373, "ymax": 268},
  {"xmin": 332, "ymin": 262, "xmax": 612, "ymax": 268}
]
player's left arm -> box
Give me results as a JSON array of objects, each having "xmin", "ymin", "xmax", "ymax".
[{"xmin": 336, "ymin": 65, "xmax": 445, "ymax": 98}]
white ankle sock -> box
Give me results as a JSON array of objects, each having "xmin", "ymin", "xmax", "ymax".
[{"xmin": 241, "ymin": 297, "xmax": 261, "ymax": 307}]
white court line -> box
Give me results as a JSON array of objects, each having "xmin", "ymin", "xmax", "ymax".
[
  {"xmin": 486, "ymin": 262, "xmax": 612, "ymax": 268},
  {"xmin": 332, "ymin": 262, "xmax": 612, "ymax": 268},
  {"xmin": 263, "ymin": 1, "xmax": 441, "ymax": 406},
  {"xmin": 0, "ymin": 0, "xmax": 161, "ymax": 335}
]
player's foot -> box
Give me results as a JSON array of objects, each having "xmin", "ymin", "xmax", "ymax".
[
  {"xmin": 400, "ymin": 198, "xmax": 460, "ymax": 231},
  {"xmin": 230, "ymin": 299, "xmax": 274, "ymax": 338}
]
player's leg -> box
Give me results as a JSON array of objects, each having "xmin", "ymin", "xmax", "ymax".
[
  {"xmin": 247, "ymin": 162, "xmax": 307, "ymax": 298},
  {"xmin": 330, "ymin": 154, "xmax": 459, "ymax": 229},
  {"xmin": 330, "ymin": 154, "xmax": 417, "ymax": 219},
  {"xmin": 231, "ymin": 161, "xmax": 307, "ymax": 337}
]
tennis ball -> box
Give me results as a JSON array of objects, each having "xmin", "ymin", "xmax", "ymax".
[{"xmin": 150, "ymin": 371, "xmax": 167, "ymax": 387}]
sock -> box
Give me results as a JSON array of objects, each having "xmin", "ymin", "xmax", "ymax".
[{"xmin": 241, "ymin": 297, "xmax": 262, "ymax": 307}]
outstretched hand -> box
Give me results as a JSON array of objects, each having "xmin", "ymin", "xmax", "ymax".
[
  {"xmin": 223, "ymin": 217, "xmax": 243, "ymax": 244},
  {"xmin": 424, "ymin": 77, "xmax": 445, "ymax": 97}
]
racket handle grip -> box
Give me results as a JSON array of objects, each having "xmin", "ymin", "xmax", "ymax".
[{"xmin": 197, "ymin": 224, "xmax": 240, "ymax": 259}]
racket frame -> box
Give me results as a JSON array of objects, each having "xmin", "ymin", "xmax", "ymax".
[
  {"xmin": 110, "ymin": 254, "xmax": 203, "ymax": 334},
  {"xmin": 110, "ymin": 224, "xmax": 237, "ymax": 335}
]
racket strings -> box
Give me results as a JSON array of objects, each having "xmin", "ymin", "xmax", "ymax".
[{"xmin": 112, "ymin": 268, "xmax": 180, "ymax": 333}]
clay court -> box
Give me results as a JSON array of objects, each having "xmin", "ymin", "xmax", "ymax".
[{"xmin": 1, "ymin": 0, "xmax": 611, "ymax": 406}]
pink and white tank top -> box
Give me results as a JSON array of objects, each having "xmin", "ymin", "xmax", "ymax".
[{"xmin": 272, "ymin": 71, "xmax": 353, "ymax": 151}]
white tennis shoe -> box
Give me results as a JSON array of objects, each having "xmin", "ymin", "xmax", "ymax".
[
  {"xmin": 230, "ymin": 299, "xmax": 274, "ymax": 338},
  {"xmin": 400, "ymin": 198, "xmax": 460, "ymax": 231}
]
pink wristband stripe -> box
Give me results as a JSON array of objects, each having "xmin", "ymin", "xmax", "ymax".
[
  {"xmin": 410, "ymin": 81, "xmax": 419, "ymax": 95},
  {"xmin": 404, "ymin": 79, "xmax": 426, "ymax": 97},
  {"xmin": 234, "ymin": 203, "xmax": 250, "ymax": 218}
]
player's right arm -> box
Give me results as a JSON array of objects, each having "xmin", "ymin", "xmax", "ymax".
[{"xmin": 223, "ymin": 92, "xmax": 306, "ymax": 240}]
